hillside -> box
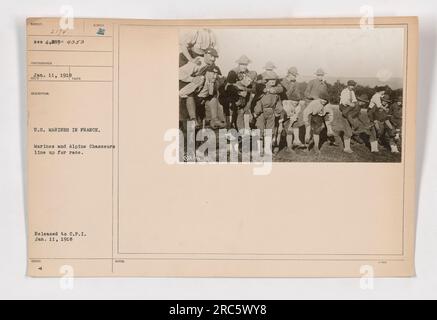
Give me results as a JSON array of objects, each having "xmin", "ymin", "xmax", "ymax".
[{"xmin": 298, "ymin": 76, "xmax": 403, "ymax": 90}]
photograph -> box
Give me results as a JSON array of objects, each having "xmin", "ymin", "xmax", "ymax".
[{"xmin": 179, "ymin": 27, "xmax": 405, "ymax": 163}]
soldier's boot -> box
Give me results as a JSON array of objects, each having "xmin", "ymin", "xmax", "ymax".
[
  {"xmin": 351, "ymin": 134, "xmax": 364, "ymax": 145},
  {"xmin": 272, "ymin": 130, "xmax": 280, "ymax": 154},
  {"xmin": 209, "ymin": 102, "xmax": 225, "ymax": 129},
  {"xmin": 243, "ymin": 114, "xmax": 251, "ymax": 132},
  {"xmin": 326, "ymin": 123, "xmax": 337, "ymax": 145},
  {"xmin": 343, "ymin": 138, "xmax": 354, "ymax": 154},
  {"xmin": 328, "ymin": 135, "xmax": 339, "ymax": 146},
  {"xmin": 226, "ymin": 116, "xmax": 232, "ymax": 130},
  {"xmin": 313, "ymin": 134, "xmax": 321, "ymax": 155},
  {"xmin": 257, "ymin": 139, "xmax": 264, "ymax": 157},
  {"xmin": 286, "ymin": 134, "xmax": 294, "ymax": 151},
  {"xmin": 273, "ymin": 138, "xmax": 280, "ymax": 155},
  {"xmin": 370, "ymin": 140, "xmax": 379, "ymax": 153},
  {"xmin": 326, "ymin": 124, "xmax": 335, "ymax": 137},
  {"xmin": 186, "ymin": 97, "xmax": 200, "ymax": 129},
  {"xmin": 390, "ymin": 144, "xmax": 400, "ymax": 153},
  {"xmin": 292, "ymin": 128, "xmax": 304, "ymax": 148}
]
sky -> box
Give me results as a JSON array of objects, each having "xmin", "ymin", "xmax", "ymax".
[{"xmin": 181, "ymin": 27, "xmax": 405, "ymax": 80}]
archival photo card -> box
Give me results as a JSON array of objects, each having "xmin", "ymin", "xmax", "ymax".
[{"xmin": 27, "ymin": 17, "xmax": 417, "ymax": 277}]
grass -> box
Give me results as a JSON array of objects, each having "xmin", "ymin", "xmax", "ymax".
[
  {"xmin": 182, "ymin": 105, "xmax": 402, "ymax": 163},
  {"xmin": 273, "ymin": 105, "xmax": 401, "ymax": 163}
]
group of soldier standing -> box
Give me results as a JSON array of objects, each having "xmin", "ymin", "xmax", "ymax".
[{"xmin": 179, "ymin": 29, "xmax": 403, "ymax": 157}]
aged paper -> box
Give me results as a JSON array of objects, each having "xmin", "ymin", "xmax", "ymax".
[{"xmin": 27, "ymin": 17, "xmax": 418, "ymax": 277}]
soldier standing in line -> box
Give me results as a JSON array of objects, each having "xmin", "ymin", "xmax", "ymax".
[
  {"xmin": 340, "ymin": 93, "xmax": 388, "ymax": 153},
  {"xmin": 261, "ymin": 61, "xmax": 277, "ymax": 79},
  {"xmin": 369, "ymin": 86, "xmax": 386, "ymax": 109},
  {"xmin": 279, "ymin": 67, "xmax": 305, "ymax": 148},
  {"xmin": 278, "ymin": 93, "xmax": 302, "ymax": 152},
  {"xmin": 280, "ymin": 67, "xmax": 300, "ymax": 98},
  {"xmin": 305, "ymin": 68, "xmax": 329, "ymax": 100},
  {"xmin": 367, "ymin": 94, "xmax": 399, "ymax": 153},
  {"xmin": 302, "ymin": 92, "xmax": 334, "ymax": 155},
  {"xmin": 260, "ymin": 62, "xmax": 284, "ymax": 97},
  {"xmin": 253, "ymin": 71, "xmax": 283, "ymax": 155},
  {"xmin": 388, "ymin": 95, "xmax": 403, "ymax": 144},
  {"xmin": 235, "ymin": 71, "xmax": 258, "ymax": 132},
  {"xmin": 196, "ymin": 65, "xmax": 226, "ymax": 129},
  {"xmin": 339, "ymin": 80, "xmax": 359, "ymax": 153},
  {"xmin": 179, "ymin": 28, "xmax": 217, "ymax": 67},
  {"xmin": 249, "ymin": 64, "xmax": 284, "ymax": 130},
  {"xmin": 232, "ymin": 55, "xmax": 252, "ymax": 79},
  {"xmin": 220, "ymin": 55, "xmax": 256, "ymax": 129},
  {"xmin": 179, "ymin": 48, "xmax": 224, "ymax": 129}
]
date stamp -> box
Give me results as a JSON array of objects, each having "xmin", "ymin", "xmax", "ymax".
[{"xmin": 33, "ymin": 231, "xmax": 87, "ymax": 244}]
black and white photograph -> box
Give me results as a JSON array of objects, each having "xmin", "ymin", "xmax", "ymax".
[{"xmin": 179, "ymin": 27, "xmax": 405, "ymax": 163}]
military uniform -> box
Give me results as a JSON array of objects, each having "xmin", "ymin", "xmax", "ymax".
[
  {"xmin": 195, "ymin": 65, "xmax": 223, "ymax": 128},
  {"xmin": 254, "ymin": 93, "xmax": 283, "ymax": 133},
  {"xmin": 281, "ymin": 100, "xmax": 301, "ymax": 134},
  {"xmin": 367, "ymin": 95, "xmax": 397, "ymax": 152},
  {"xmin": 219, "ymin": 68, "xmax": 256, "ymax": 130},
  {"xmin": 280, "ymin": 78, "xmax": 300, "ymax": 101},
  {"xmin": 179, "ymin": 48, "xmax": 224, "ymax": 129},
  {"xmin": 388, "ymin": 98, "xmax": 403, "ymax": 149},
  {"xmin": 304, "ymin": 69, "xmax": 327, "ymax": 100},
  {"xmin": 279, "ymin": 79, "xmax": 304, "ymax": 129},
  {"xmin": 303, "ymin": 99, "xmax": 334, "ymax": 135},
  {"xmin": 339, "ymin": 85, "xmax": 358, "ymax": 139},
  {"xmin": 369, "ymin": 91, "xmax": 385, "ymax": 109},
  {"xmin": 388, "ymin": 100, "xmax": 403, "ymax": 129},
  {"xmin": 232, "ymin": 66, "xmax": 250, "ymax": 81},
  {"xmin": 235, "ymin": 72, "xmax": 257, "ymax": 131},
  {"xmin": 179, "ymin": 29, "xmax": 217, "ymax": 67},
  {"xmin": 305, "ymin": 79, "xmax": 328, "ymax": 100},
  {"xmin": 179, "ymin": 58, "xmax": 210, "ymax": 98}
]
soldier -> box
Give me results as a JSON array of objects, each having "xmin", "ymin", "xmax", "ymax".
[
  {"xmin": 220, "ymin": 55, "xmax": 256, "ymax": 129},
  {"xmin": 261, "ymin": 61, "xmax": 277, "ymax": 79},
  {"xmin": 233, "ymin": 55, "xmax": 252, "ymax": 79},
  {"xmin": 388, "ymin": 95, "xmax": 403, "ymax": 147},
  {"xmin": 277, "ymin": 67, "xmax": 306, "ymax": 148},
  {"xmin": 305, "ymin": 68, "xmax": 329, "ymax": 100},
  {"xmin": 179, "ymin": 28, "xmax": 217, "ymax": 67},
  {"xmin": 251, "ymin": 61, "xmax": 284, "ymax": 109},
  {"xmin": 280, "ymin": 67, "xmax": 301, "ymax": 101},
  {"xmin": 346, "ymin": 93, "xmax": 377, "ymax": 148},
  {"xmin": 235, "ymin": 71, "xmax": 258, "ymax": 132},
  {"xmin": 367, "ymin": 87, "xmax": 388, "ymax": 153},
  {"xmin": 367, "ymin": 94, "xmax": 399, "ymax": 153},
  {"xmin": 339, "ymin": 80, "xmax": 358, "ymax": 153},
  {"xmin": 218, "ymin": 70, "xmax": 239, "ymax": 129},
  {"xmin": 354, "ymin": 93, "xmax": 373, "ymax": 129},
  {"xmin": 302, "ymin": 92, "xmax": 334, "ymax": 154},
  {"xmin": 355, "ymin": 93, "xmax": 371, "ymax": 114},
  {"xmin": 278, "ymin": 93, "xmax": 302, "ymax": 152},
  {"xmin": 253, "ymin": 71, "xmax": 283, "ymax": 154},
  {"xmin": 179, "ymin": 48, "xmax": 224, "ymax": 129},
  {"xmin": 346, "ymin": 93, "xmax": 384, "ymax": 153},
  {"xmin": 198, "ymin": 65, "xmax": 226, "ymax": 129},
  {"xmin": 220, "ymin": 70, "xmax": 257, "ymax": 131},
  {"xmin": 369, "ymin": 86, "xmax": 386, "ymax": 109}
]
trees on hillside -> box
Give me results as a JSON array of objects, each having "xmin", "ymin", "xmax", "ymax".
[{"xmin": 294, "ymin": 80, "xmax": 403, "ymax": 104}]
